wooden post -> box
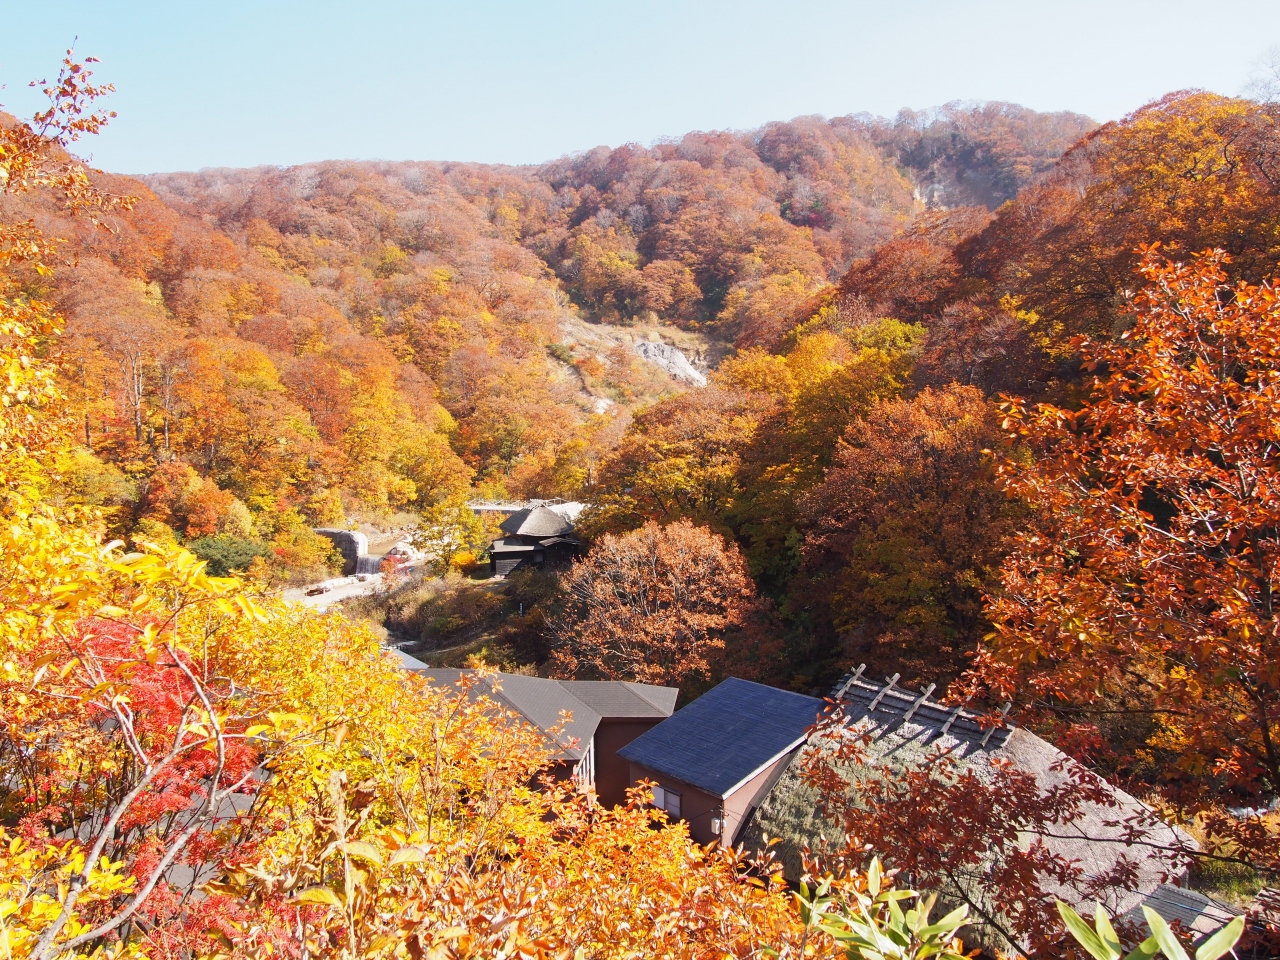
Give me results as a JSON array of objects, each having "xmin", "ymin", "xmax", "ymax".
[
  {"xmin": 901, "ymin": 683, "xmax": 937, "ymax": 724},
  {"xmin": 867, "ymin": 674, "xmax": 901, "ymax": 713},
  {"xmin": 981, "ymin": 703, "xmax": 1013, "ymax": 748},
  {"xmin": 834, "ymin": 664, "xmax": 866, "ymax": 700}
]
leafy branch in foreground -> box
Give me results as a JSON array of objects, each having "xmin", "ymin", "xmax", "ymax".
[
  {"xmin": 788, "ymin": 857, "xmax": 972, "ymax": 960},
  {"xmin": 1058, "ymin": 900, "xmax": 1244, "ymax": 960}
]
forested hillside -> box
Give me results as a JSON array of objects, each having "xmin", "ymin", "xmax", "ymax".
[
  {"xmin": 22, "ymin": 86, "xmax": 1280, "ymax": 695},
  {"xmin": 5, "ymin": 53, "xmax": 1280, "ymax": 958},
  {"xmin": 7, "ymin": 101, "xmax": 1089, "ymax": 583},
  {"xmin": 578, "ymin": 90, "xmax": 1280, "ymax": 690}
]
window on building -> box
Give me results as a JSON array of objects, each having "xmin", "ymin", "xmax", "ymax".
[
  {"xmin": 650, "ymin": 785, "xmax": 681, "ymax": 819},
  {"xmin": 664, "ymin": 789, "xmax": 681, "ymax": 819}
]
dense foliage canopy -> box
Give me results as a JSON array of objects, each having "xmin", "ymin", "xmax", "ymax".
[
  {"xmin": 5, "ymin": 48, "xmax": 1280, "ymax": 957},
  {"xmin": 1, "ymin": 53, "xmax": 919, "ymax": 960}
]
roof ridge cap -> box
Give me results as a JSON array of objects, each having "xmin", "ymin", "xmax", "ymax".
[
  {"xmin": 556, "ymin": 678, "xmax": 630, "ymax": 702},
  {"xmin": 829, "ymin": 668, "xmax": 1014, "ymax": 748},
  {"xmin": 721, "ymin": 676, "xmax": 823, "ymax": 703},
  {"xmin": 620, "ymin": 680, "xmax": 669, "ymax": 710},
  {"xmin": 501, "ymin": 674, "xmax": 600, "ymax": 719}
]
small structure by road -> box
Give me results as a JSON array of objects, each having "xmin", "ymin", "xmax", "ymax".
[
  {"xmin": 314, "ymin": 529, "xmax": 370, "ymax": 575},
  {"xmin": 488, "ymin": 505, "xmax": 583, "ymax": 576}
]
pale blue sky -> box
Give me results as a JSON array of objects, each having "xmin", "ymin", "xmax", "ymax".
[{"xmin": 2, "ymin": 0, "xmax": 1278, "ymax": 174}]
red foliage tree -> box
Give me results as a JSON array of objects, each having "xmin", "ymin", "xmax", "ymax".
[{"xmin": 799, "ymin": 715, "xmax": 1179, "ymax": 957}]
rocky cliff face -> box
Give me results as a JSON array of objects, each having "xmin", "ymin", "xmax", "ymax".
[{"xmin": 633, "ymin": 341, "xmax": 707, "ymax": 387}]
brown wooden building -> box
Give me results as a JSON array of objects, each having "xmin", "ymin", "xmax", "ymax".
[
  {"xmin": 488, "ymin": 506, "xmax": 582, "ymax": 576},
  {"xmin": 413, "ymin": 668, "xmax": 676, "ymax": 802},
  {"xmin": 617, "ymin": 678, "xmax": 825, "ymax": 846}
]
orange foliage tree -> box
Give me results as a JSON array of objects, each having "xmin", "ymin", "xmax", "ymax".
[
  {"xmin": 970, "ymin": 248, "xmax": 1280, "ymax": 873},
  {"xmin": 584, "ymin": 388, "xmax": 774, "ymax": 536},
  {"xmin": 547, "ymin": 519, "xmax": 773, "ymax": 688},
  {"xmin": 796, "ymin": 385, "xmax": 1021, "ymax": 691},
  {"xmin": 826, "ymin": 207, "xmax": 992, "ymax": 325},
  {"xmin": 723, "ymin": 318, "xmax": 924, "ymax": 594}
]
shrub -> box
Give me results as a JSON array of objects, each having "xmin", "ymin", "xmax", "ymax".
[{"xmin": 188, "ymin": 535, "xmax": 271, "ymax": 576}]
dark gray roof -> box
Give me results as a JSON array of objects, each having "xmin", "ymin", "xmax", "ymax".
[
  {"xmin": 414, "ymin": 667, "xmax": 472, "ymax": 687},
  {"xmin": 490, "ymin": 674, "xmax": 600, "ymax": 758},
  {"xmin": 413, "ymin": 669, "xmax": 596, "ymax": 760},
  {"xmin": 489, "ymin": 539, "xmax": 537, "ymax": 553},
  {"xmin": 618, "ymin": 678, "xmax": 825, "ymax": 798},
  {"xmin": 563, "ymin": 680, "xmax": 678, "ymax": 719},
  {"xmin": 624, "ymin": 681, "xmax": 679, "ymax": 716},
  {"xmin": 387, "ymin": 646, "xmax": 430, "ymax": 670},
  {"xmin": 499, "ymin": 506, "xmax": 573, "ymax": 538},
  {"xmin": 411, "ymin": 670, "xmax": 677, "ymax": 759}
]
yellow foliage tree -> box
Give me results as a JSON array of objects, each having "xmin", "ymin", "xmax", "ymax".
[{"xmin": 0, "ymin": 53, "xmax": 984, "ymax": 960}]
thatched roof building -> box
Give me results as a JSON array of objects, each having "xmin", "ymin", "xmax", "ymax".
[
  {"xmin": 738, "ymin": 668, "xmax": 1215, "ymax": 954},
  {"xmin": 498, "ymin": 506, "xmax": 574, "ymax": 538},
  {"xmin": 489, "ymin": 506, "xmax": 582, "ymax": 575}
]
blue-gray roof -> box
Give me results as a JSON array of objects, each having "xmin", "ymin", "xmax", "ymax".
[{"xmin": 618, "ymin": 678, "xmax": 825, "ymax": 798}]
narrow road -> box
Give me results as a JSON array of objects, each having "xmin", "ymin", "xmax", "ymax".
[
  {"xmin": 281, "ymin": 573, "xmax": 388, "ymax": 611},
  {"xmin": 281, "ymin": 557, "xmax": 426, "ymax": 612}
]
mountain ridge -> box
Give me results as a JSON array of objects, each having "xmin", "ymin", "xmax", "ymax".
[{"xmin": 1, "ymin": 100, "xmax": 1094, "ymax": 579}]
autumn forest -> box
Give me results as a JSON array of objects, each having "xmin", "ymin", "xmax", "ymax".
[{"xmin": 4, "ymin": 45, "xmax": 1280, "ymax": 958}]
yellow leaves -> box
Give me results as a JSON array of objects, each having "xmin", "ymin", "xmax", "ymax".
[
  {"xmin": 84, "ymin": 541, "xmax": 270, "ymax": 634},
  {"xmin": 340, "ymin": 840, "xmax": 385, "ymax": 866},
  {"xmin": 216, "ymin": 593, "xmax": 266, "ymax": 623},
  {"xmin": 714, "ymin": 347, "xmax": 796, "ymax": 398},
  {"xmin": 787, "ymin": 330, "xmax": 847, "ymax": 388},
  {"xmin": 0, "ymin": 829, "xmax": 136, "ymax": 957},
  {"xmin": 429, "ymin": 925, "xmax": 469, "ymax": 943},
  {"xmin": 388, "ymin": 845, "xmax": 432, "ymax": 867},
  {"xmin": 295, "ymin": 886, "xmax": 343, "ymax": 907},
  {"xmin": 265, "ymin": 710, "xmax": 313, "ymax": 735},
  {"xmin": 110, "ymin": 541, "xmax": 238, "ymax": 598}
]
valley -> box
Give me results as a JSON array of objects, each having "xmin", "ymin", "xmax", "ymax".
[{"xmin": 6, "ymin": 63, "xmax": 1280, "ymax": 955}]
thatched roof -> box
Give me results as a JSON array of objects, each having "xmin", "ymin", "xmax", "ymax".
[
  {"xmin": 499, "ymin": 506, "xmax": 574, "ymax": 538},
  {"xmin": 738, "ymin": 669, "xmax": 1202, "ymax": 954},
  {"xmin": 1123, "ymin": 885, "xmax": 1237, "ymax": 939}
]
